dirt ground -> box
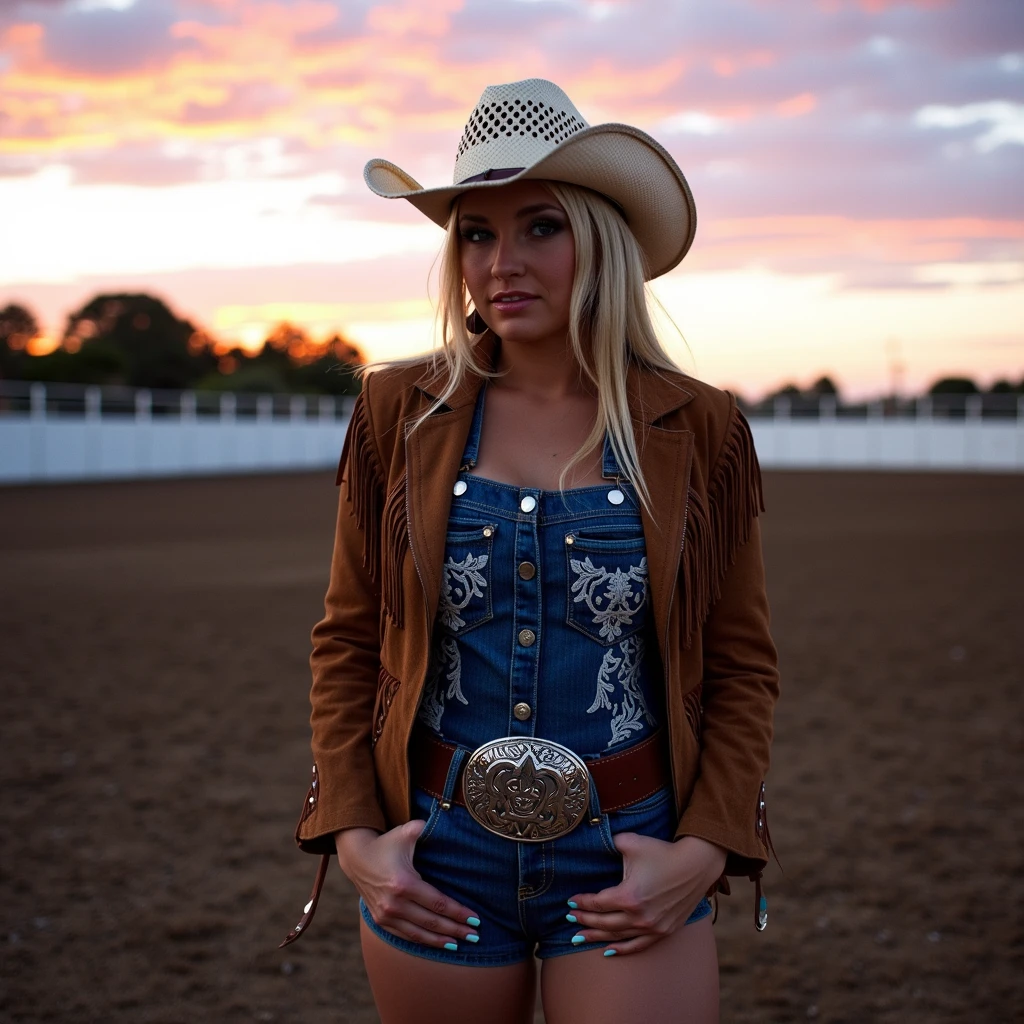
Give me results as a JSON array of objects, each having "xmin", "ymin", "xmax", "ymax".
[{"xmin": 1, "ymin": 469, "xmax": 1022, "ymax": 1023}]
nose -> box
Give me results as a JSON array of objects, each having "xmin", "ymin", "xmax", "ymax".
[{"xmin": 490, "ymin": 231, "xmax": 525, "ymax": 281}]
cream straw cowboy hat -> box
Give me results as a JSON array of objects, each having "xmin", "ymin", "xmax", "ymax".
[{"xmin": 364, "ymin": 78, "xmax": 696, "ymax": 280}]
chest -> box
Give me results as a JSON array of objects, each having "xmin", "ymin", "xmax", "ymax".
[{"xmin": 471, "ymin": 385, "xmax": 606, "ymax": 490}]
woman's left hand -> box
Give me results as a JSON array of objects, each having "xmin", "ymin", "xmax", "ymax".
[{"xmin": 566, "ymin": 834, "xmax": 727, "ymax": 955}]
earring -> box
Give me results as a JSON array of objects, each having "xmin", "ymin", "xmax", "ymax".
[{"xmin": 465, "ymin": 309, "xmax": 487, "ymax": 334}]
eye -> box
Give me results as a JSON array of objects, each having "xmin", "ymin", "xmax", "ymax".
[
  {"xmin": 530, "ymin": 217, "xmax": 564, "ymax": 238},
  {"xmin": 459, "ymin": 226, "xmax": 492, "ymax": 243}
]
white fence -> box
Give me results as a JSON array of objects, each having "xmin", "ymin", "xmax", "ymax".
[
  {"xmin": 0, "ymin": 382, "xmax": 353, "ymax": 484},
  {"xmin": 1, "ymin": 383, "xmax": 1022, "ymax": 485}
]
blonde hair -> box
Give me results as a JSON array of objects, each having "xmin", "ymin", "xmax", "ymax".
[{"xmin": 378, "ymin": 181, "xmax": 687, "ymax": 513}]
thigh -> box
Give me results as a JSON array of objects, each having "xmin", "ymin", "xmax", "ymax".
[
  {"xmin": 360, "ymin": 918, "xmax": 537, "ymax": 1024},
  {"xmin": 539, "ymin": 915, "xmax": 719, "ymax": 1024}
]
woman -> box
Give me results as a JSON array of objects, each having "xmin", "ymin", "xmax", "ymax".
[{"xmin": 282, "ymin": 79, "xmax": 779, "ymax": 1024}]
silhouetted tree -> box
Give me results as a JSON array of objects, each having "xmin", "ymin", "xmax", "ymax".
[
  {"xmin": 0, "ymin": 302, "xmax": 40, "ymax": 379},
  {"xmin": 61, "ymin": 293, "xmax": 218, "ymax": 388},
  {"xmin": 809, "ymin": 375, "xmax": 839, "ymax": 396},
  {"xmin": 203, "ymin": 322, "xmax": 364, "ymax": 396},
  {"xmin": 928, "ymin": 376, "xmax": 979, "ymax": 395}
]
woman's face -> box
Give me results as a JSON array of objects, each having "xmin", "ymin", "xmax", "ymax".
[{"xmin": 457, "ymin": 180, "xmax": 575, "ymax": 349}]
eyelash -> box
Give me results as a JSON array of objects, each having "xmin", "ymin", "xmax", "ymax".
[{"xmin": 459, "ymin": 218, "xmax": 564, "ymax": 244}]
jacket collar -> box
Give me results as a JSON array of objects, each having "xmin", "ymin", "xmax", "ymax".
[{"xmin": 413, "ymin": 330, "xmax": 696, "ymax": 426}]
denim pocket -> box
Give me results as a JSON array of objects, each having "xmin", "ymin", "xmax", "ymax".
[
  {"xmin": 605, "ymin": 786, "xmax": 675, "ymax": 843},
  {"xmin": 438, "ymin": 522, "xmax": 495, "ymax": 636},
  {"xmin": 411, "ymin": 787, "xmax": 445, "ymax": 850},
  {"xmin": 564, "ymin": 529, "xmax": 650, "ymax": 646}
]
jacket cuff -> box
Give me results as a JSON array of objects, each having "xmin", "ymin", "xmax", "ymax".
[
  {"xmin": 674, "ymin": 801, "xmax": 769, "ymax": 878},
  {"xmin": 293, "ymin": 762, "xmax": 387, "ymax": 855}
]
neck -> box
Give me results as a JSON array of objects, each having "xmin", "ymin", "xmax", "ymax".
[{"xmin": 492, "ymin": 333, "xmax": 592, "ymax": 400}]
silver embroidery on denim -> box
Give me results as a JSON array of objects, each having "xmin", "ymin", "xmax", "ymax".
[
  {"xmin": 418, "ymin": 636, "xmax": 467, "ymax": 731},
  {"xmin": 587, "ymin": 635, "xmax": 656, "ymax": 748},
  {"xmin": 439, "ymin": 553, "xmax": 489, "ymax": 632},
  {"xmin": 568, "ymin": 555, "xmax": 648, "ymax": 642}
]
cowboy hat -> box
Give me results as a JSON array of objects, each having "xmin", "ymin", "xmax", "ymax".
[{"xmin": 364, "ymin": 78, "xmax": 696, "ymax": 280}]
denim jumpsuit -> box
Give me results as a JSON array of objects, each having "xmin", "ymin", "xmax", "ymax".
[{"xmin": 360, "ymin": 384, "xmax": 712, "ymax": 964}]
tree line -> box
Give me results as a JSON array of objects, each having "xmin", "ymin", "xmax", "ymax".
[
  {"xmin": 1, "ymin": 296, "xmax": 1020, "ymax": 400},
  {"xmin": 0, "ymin": 294, "xmax": 365, "ymax": 396}
]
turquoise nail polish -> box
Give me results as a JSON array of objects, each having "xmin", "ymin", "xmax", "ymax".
[
  {"xmin": 603, "ymin": 948, "xmax": 617, "ymax": 957},
  {"xmin": 565, "ymin": 914, "xmax": 577, "ymax": 923},
  {"xmin": 466, "ymin": 933, "xmax": 480, "ymax": 943},
  {"xmin": 444, "ymin": 941, "xmax": 458, "ymax": 951},
  {"xmin": 571, "ymin": 934, "xmax": 585, "ymax": 945},
  {"xmin": 466, "ymin": 916, "xmax": 481, "ymax": 928},
  {"xmin": 567, "ymin": 900, "xmax": 578, "ymax": 909}
]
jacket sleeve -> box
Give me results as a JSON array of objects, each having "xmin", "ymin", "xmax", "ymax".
[
  {"xmin": 295, "ymin": 378, "xmax": 389, "ymax": 854},
  {"xmin": 675, "ymin": 401, "xmax": 780, "ymax": 877}
]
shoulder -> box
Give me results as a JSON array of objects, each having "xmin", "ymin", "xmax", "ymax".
[
  {"xmin": 635, "ymin": 365, "xmax": 738, "ymax": 456},
  {"xmin": 354, "ymin": 356, "xmax": 439, "ymax": 451}
]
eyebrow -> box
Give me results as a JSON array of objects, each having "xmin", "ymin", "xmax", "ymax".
[{"xmin": 458, "ymin": 202, "xmax": 564, "ymax": 224}]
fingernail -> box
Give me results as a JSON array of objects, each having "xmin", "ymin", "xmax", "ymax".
[
  {"xmin": 603, "ymin": 948, "xmax": 617, "ymax": 957},
  {"xmin": 567, "ymin": 900, "xmax": 578, "ymax": 909},
  {"xmin": 571, "ymin": 934, "xmax": 586, "ymax": 945},
  {"xmin": 466, "ymin": 933, "xmax": 480, "ymax": 943},
  {"xmin": 466, "ymin": 916, "xmax": 481, "ymax": 927},
  {"xmin": 565, "ymin": 913, "xmax": 577, "ymax": 923},
  {"xmin": 444, "ymin": 941, "xmax": 458, "ymax": 951}
]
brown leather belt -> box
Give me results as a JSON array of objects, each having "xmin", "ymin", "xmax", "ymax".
[
  {"xmin": 281, "ymin": 728, "xmax": 674, "ymax": 947},
  {"xmin": 411, "ymin": 727, "xmax": 671, "ymax": 816}
]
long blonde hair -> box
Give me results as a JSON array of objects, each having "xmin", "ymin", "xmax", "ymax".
[{"xmin": 381, "ymin": 181, "xmax": 687, "ymax": 513}]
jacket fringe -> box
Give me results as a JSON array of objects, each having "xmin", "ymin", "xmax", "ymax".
[
  {"xmin": 681, "ymin": 405, "xmax": 764, "ymax": 648},
  {"xmin": 335, "ymin": 392, "xmax": 386, "ymax": 588},
  {"xmin": 381, "ymin": 473, "xmax": 408, "ymax": 628}
]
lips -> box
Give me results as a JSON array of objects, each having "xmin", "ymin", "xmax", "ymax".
[{"xmin": 490, "ymin": 291, "xmax": 538, "ymax": 313}]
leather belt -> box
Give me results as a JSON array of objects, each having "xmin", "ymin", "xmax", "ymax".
[
  {"xmin": 411, "ymin": 727, "xmax": 671, "ymax": 818},
  {"xmin": 280, "ymin": 729, "xmax": 673, "ymax": 948}
]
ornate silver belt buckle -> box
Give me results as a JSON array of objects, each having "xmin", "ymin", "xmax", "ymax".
[{"xmin": 463, "ymin": 736, "xmax": 590, "ymax": 842}]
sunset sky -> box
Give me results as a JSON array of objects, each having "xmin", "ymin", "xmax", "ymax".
[{"xmin": 1, "ymin": 0, "xmax": 1021, "ymax": 399}]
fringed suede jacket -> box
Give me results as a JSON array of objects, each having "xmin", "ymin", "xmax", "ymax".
[{"xmin": 282, "ymin": 331, "xmax": 780, "ymax": 945}]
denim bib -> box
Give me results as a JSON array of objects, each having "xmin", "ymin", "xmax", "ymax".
[{"xmin": 417, "ymin": 383, "xmax": 664, "ymax": 759}]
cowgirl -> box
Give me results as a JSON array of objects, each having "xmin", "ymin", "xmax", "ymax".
[{"xmin": 283, "ymin": 79, "xmax": 779, "ymax": 1024}]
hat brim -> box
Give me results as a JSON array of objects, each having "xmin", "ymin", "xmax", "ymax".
[{"xmin": 364, "ymin": 123, "xmax": 696, "ymax": 280}]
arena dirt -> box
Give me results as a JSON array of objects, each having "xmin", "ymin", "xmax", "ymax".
[{"xmin": 2, "ymin": 470, "xmax": 1021, "ymax": 1023}]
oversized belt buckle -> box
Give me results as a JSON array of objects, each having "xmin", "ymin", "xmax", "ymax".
[{"xmin": 463, "ymin": 736, "xmax": 590, "ymax": 842}]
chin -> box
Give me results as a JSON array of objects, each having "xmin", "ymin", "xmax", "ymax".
[{"xmin": 490, "ymin": 318, "xmax": 567, "ymax": 346}]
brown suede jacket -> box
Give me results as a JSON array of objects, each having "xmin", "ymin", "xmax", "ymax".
[{"xmin": 283, "ymin": 332, "xmax": 779, "ymax": 944}]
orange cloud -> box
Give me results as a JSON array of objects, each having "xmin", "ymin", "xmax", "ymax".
[{"xmin": 775, "ymin": 92, "xmax": 817, "ymax": 118}]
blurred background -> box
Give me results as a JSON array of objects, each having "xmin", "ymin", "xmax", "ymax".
[{"xmin": 1, "ymin": 1, "xmax": 1022, "ymax": 1022}]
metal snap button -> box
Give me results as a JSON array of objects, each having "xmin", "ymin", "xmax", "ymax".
[
  {"xmin": 518, "ymin": 628, "xmax": 536, "ymax": 647},
  {"xmin": 453, "ymin": 480, "xmax": 468, "ymax": 496},
  {"xmin": 482, "ymin": 526, "xmax": 494, "ymax": 538},
  {"xmin": 518, "ymin": 561, "xmax": 536, "ymax": 580},
  {"xmin": 520, "ymin": 495, "xmax": 537, "ymax": 513},
  {"xmin": 607, "ymin": 488, "xmax": 625, "ymax": 505},
  {"xmin": 513, "ymin": 702, "xmax": 532, "ymax": 721}
]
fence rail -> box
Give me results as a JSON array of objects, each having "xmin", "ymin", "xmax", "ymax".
[
  {"xmin": 1, "ymin": 381, "xmax": 1022, "ymax": 483},
  {"xmin": 2, "ymin": 381, "xmax": 1022, "ymax": 423},
  {"xmin": 0, "ymin": 380, "xmax": 354, "ymax": 421}
]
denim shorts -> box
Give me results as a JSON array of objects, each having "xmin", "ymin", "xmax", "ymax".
[{"xmin": 360, "ymin": 782, "xmax": 714, "ymax": 966}]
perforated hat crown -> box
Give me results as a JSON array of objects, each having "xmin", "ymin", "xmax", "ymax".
[
  {"xmin": 364, "ymin": 78, "xmax": 697, "ymax": 279},
  {"xmin": 450, "ymin": 80, "xmax": 589, "ymax": 184}
]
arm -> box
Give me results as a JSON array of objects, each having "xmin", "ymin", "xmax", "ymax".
[
  {"xmin": 675, "ymin": 511, "xmax": 779, "ymax": 877},
  {"xmin": 673, "ymin": 399, "xmax": 779, "ymax": 874},
  {"xmin": 298, "ymin": 382, "xmax": 388, "ymax": 852}
]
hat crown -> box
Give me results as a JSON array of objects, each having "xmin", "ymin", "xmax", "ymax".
[{"xmin": 452, "ymin": 79, "xmax": 590, "ymax": 185}]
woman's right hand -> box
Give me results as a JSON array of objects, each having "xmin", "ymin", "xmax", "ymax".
[{"xmin": 334, "ymin": 823, "xmax": 481, "ymax": 948}]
